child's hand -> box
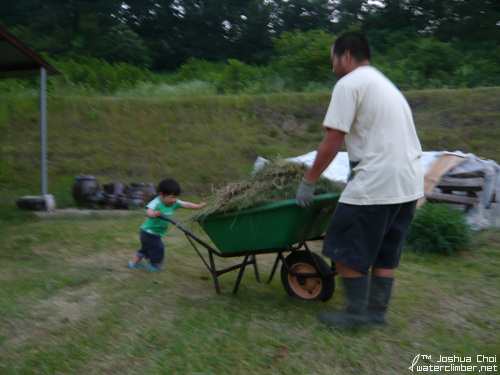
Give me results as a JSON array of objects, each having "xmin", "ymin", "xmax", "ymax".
[
  {"xmin": 200, "ymin": 202, "xmax": 207, "ymax": 208},
  {"xmin": 146, "ymin": 208, "xmax": 161, "ymax": 218}
]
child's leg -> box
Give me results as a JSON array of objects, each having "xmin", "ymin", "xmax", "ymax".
[
  {"xmin": 129, "ymin": 231, "xmax": 147, "ymax": 269},
  {"xmin": 130, "ymin": 253, "xmax": 143, "ymax": 265},
  {"xmin": 146, "ymin": 237, "xmax": 165, "ymax": 271},
  {"xmin": 149, "ymin": 239, "xmax": 165, "ymax": 268},
  {"xmin": 139, "ymin": 231, "xmax": 165, "ymax": 270}
]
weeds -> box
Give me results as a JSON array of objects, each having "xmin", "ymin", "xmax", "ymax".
[{"xmin": 406, "ymin": 203, "xmax": 472, "ymax": 255}]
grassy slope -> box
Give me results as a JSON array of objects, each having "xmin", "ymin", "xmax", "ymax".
[
  {"xmin": 1, "ymin": 87, "xmax": 499, "ymax": 207},
  {"xmin": 406, "ymin": 87, "xmax": 500, "ymax": 158}
]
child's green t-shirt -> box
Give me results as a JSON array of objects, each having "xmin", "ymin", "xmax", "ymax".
[{"xmin": 140, "ymin": 196, "xmax": 183, "ymax": 237}]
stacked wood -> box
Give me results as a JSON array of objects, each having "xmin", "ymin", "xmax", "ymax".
[{"xmin": 426, "ymin": 172, "xmax": 485, "ymax": 212}]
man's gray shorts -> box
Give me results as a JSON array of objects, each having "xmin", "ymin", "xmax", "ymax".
[{"xmin": 322, "ymin": 200, "xmax": 417, "ymax": 274}]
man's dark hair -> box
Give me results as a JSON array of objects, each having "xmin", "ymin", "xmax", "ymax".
[
  {"xmin": 333, "ymin": 31, "xmax": 371, "ymax": 62},
  {"xmin": 158, "ymin": 178, "xmax": 181, "ymax": 195}
]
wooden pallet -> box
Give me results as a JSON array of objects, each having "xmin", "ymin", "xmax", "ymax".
[{"xmin": 426, "ymin": 174, "xmax": 485, "ymax": 211}]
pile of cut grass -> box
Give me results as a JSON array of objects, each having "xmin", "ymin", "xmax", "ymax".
[{"xmin": 188, "ymin": 158, "xmax": 343, "ymax": 222}]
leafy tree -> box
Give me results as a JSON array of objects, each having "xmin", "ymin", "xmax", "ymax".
[
  {"xmin": 222, "ymin": 0, "xmax": 275, "ymax": 64},
  {"xmin": 425, "ymin": 0, "xmax": 500, "ymax": 44},
  {"xmin": 117, "ymin": 0, "xmax": 182, "ymax": 70},
  {"xmin": 380, "ymin": 37, "xmax": 460, "ymax": 89},
  {"xmin": 0, "ymin": 0, "xmax": 122, "ymax": 57},
  {"xmin": 171, "ymin": 0, "xmax": 233, "ymax": 62},
  {"xmin": 271, "ymin": 0, "xmax": 334, "ymax": 34},
  {"xmin": 270, "ymin": 29, "xmax": 336, "ymax": 90},
  {"xmin": 331, "ymin": 0, "xmax": 365, "ymax": 33},
  {"xmin": 362, "ymin": 0, "xmax": 420, "ymax": 38},
  {"xmin": 99, "ymin": 24, "xmax": 153, "ymax": 68},
  {"xmin": 0, "ymin": 0, "xmax": 498, "ymax": 91}
]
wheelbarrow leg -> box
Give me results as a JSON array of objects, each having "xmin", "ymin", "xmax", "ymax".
[
  {"xmin": 232, "ymin": 254, "xmax": 250, "ymax": 294},
  {"xmin": 208, "ymin": 251, "xmax": 222, "ymax": 295},
  {"xmin": 267, "ymin": 252, "xmax": 285, "ymax": 284},
  {"xmin": 252, "ymin": 255, "xmax": 262, "ymax": 283}
]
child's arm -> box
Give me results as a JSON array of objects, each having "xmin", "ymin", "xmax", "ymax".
[
  {"xmin": 180, "ymin": 201, "xmax": 207, "ymax": 210},
  {"xmin": 146, "ymin": 207, "xmax": 161, "ymax": 218}
]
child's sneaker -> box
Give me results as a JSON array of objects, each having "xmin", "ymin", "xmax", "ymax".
[
  {"xmin": 128, "ymin": 260, "xmax": 143, "ymax": 270},
  {"xmin": 145, "ymin": 264, "xmax": 166, "ymax": 272}
]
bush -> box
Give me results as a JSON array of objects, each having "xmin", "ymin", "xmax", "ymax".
[
  {"xmin": 49, "ymin": 56, "xmax": 154, "ymax": 93},
  {"xmin": 405, "ymin": 203, "xmax": 471, "ymax": 255}
]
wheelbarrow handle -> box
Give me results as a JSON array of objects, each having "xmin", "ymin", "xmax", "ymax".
[
  {"xmin": 158, "ymin": 214, "xmax": 219, "ymax": 253},
  {"xmin": 158, "ymin": 214, "xmax": 186, "ymax": 232}
]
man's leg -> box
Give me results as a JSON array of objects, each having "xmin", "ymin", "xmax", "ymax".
[
  {"xmin": 319, "ymin": 201, "xmax": 414, "ymax": 328},
  {"xmin": 317, "ymin": 266, "xmax": 370, "ymax": 328},
  {"xmin": 319, "ymin": 203, "xmax": 387, "ymax": 328},
  {"xmin": 372, "ymin": 267, "xmax": 394, "ymax": 277},
  {"xmin": 336, "ymin": 263, "xmax": 364, "ymax": 277},
  {"xmin": 368, "ymin": 200, "xmax": 417, "ymax": 324},
  {"xmin": 367, "ymin": 268, "xmax": 394, "ymax": 324}
]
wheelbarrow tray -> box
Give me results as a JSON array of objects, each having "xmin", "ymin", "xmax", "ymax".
[{"xmin": 197, "ymin": 193, "xmax": 340, "ymax": 255}]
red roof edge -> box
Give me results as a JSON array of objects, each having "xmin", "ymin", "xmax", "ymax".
[{"xmin": 0, "ymin": 25, "xmax": 60, "ymax": 76}]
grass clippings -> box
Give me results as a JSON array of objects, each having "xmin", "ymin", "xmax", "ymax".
[{"xmin": 188, "ymin": 158, "xmax": 343, "ymax": 222}]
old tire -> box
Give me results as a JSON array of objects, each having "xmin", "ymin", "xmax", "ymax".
[{"xmin": 280, "ymin": 251, "xmax": 335, "ymax": 302}]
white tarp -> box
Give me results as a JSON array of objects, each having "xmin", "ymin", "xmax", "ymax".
[{"xmin": 255, "ymin": 151, "xmax": 500, "ymax": 230}]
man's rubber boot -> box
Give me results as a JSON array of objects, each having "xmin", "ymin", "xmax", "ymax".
[
  {"xmin": 367, "ymin": 275, "xmax": 394, "ymax": 325},
  {"xmin": 316, "ymin": 276, "xmax": 369, "ymax": 329}
]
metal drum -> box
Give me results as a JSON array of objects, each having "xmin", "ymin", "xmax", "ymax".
[
  {"xmin": 103, "ymin": 182, "xmax": 128, "ymax": 209},
  {"xmin": 126, "ymin": 183, "xmax": 157, "ymax": 206},
  {"xmin": 103, "ymin": 182, "xmax": 126, "ymax": 195},
  {"xmin": 72, "ymin": 176, "xmax": 100, "ymax": 207}
]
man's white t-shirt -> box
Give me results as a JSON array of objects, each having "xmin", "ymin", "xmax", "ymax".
[{"xmin": 323, "ymin": 66, "xmax": 424, "ymax": 205}]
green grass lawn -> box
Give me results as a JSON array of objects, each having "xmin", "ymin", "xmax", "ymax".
[{"xmin": 0, "ymin": 209, "xmax": 498, "ymax": 374}]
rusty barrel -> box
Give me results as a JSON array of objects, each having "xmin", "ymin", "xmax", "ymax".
[
  {"xmin": 103, "ymin": 182, "xmax": 126, "ymax": 195},
  {"xmin": 72, "ymin": 175, "xmax": 100, "ymax": 207},
  {"xmin": 103, "ymin": 182, "xmax": 128, "ymax": 209},
  {"xmin": 126, "ymin": 183, "xmax": 157, "ymax": 205}
]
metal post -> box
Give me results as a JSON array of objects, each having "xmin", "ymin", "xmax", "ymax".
[{"xmin": 40, "ymin": 67, "xmax": 47, "ymax": 196}]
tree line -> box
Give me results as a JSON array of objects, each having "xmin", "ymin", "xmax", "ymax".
[{"xmin": 1, "ymin": 0, "xmax": 499, "ymax": 93}]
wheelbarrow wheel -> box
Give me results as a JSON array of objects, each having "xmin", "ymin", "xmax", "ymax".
[{"xmin": 280, "ymin": 251, "xmax": 335, "ymax": 302}]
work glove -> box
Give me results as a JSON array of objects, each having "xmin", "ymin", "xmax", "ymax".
[{"xmin": 296, "ymin": 178, "xmax": 315, "ymax": 207}]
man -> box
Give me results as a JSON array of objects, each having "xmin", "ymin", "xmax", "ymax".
[{"xmin": 296, "ymin": 31, "xmax": 424, "ymax": 328}]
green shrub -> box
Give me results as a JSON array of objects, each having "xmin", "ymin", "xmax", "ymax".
[
  {"xmin": 405, "ymin": 203, "xmax": 471, "ymax": 255},
  {"xmin": 50, "ymin": 56, "xmax": 153, "ymax": 93}
]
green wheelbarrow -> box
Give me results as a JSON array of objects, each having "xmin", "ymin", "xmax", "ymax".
[{"xmin": 160, "ymin": 193, "xmax": 340, "ymax": 301}]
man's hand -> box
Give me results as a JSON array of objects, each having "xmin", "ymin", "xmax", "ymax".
[{"xmin": 296, "ymin": 179, "xmax": 315, "ymax": 207}]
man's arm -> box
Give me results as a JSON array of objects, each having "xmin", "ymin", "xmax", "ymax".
[
  {"xmin": 296, "ymin": 128, "xmax": 345, "ymax": 207},
  {"xmin": 304, "ymin": 128, "xmax": 345, "ymax": 183}
]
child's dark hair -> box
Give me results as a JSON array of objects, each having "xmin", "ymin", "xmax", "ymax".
[{"xmin": 158, "ymin": 178, "xmax": 181, "ymax": 195}]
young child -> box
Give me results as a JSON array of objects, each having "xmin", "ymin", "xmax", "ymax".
[{"xmin": 127, "ymin": 178, "xmax": 206, "ymax": 272}]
